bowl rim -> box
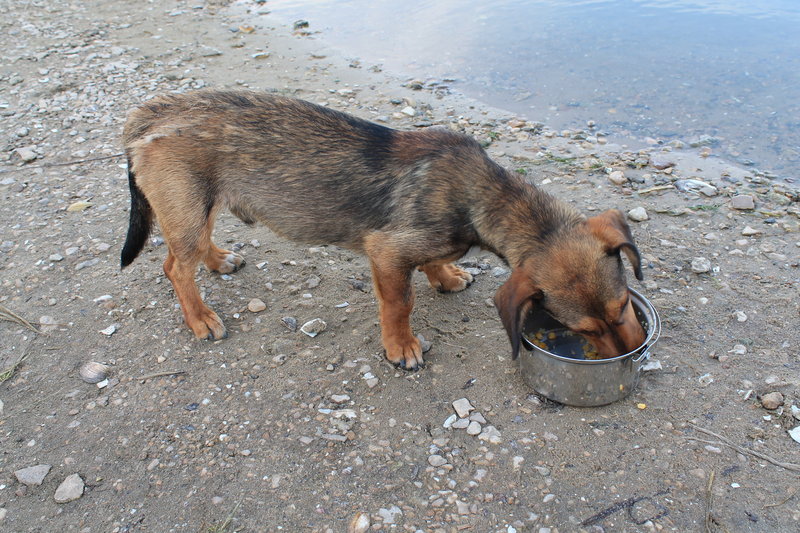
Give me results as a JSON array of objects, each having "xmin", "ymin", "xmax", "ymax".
[{"xmin": 520, "ymin": 287, "xmax": 661, "ymax": 365}]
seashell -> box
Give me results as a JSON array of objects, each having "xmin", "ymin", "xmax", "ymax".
[{"xmin": 79, "ymin": 362, "xmax": 109, "ymax": 384}]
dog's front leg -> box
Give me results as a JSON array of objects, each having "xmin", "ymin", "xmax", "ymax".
[{"xmin": 365, "ymin": 235, "xmax": 422, "ymax": 369}]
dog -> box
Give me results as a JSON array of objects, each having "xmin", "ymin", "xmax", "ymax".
[{"xmin": 121, "ymin": 90, "xmax": 645, "ymax": 369}]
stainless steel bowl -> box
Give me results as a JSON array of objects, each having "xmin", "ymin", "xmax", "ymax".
[{"xmin": 518, "ymin": 287, "xmax": 660, "ymax": 407}]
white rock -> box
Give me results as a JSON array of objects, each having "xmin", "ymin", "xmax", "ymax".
[
  {"xmin": 54, "ymin": 474, "xmax": 84, "ymax": 503},
  {"xmin": 691, "ymin": 257, "xmax": 711, "ymax": 273},
  {"xmin": 14, "ymin": 464, "xmax": 51, "ymax": 486},
  {"xmin": 428, "ymin": 454, "xmax": 448, "ymax": 467},
  {"xmin": 300, "ymin": 318, "xmax": 327, "ymax": 337},
  {"xmin": 452, "ymin": 398, "xmax": 474, "ymax": 418},
  {"xmin": 378, "ymin": 505, "xmax": 403, "ymax": 524},
  {"xmin": 330, "ymin": 394, "xmax": 350, "ymax": 404},
  {"xmin": 607, "ymin": 170, "xmax": 627, "ymax": 185},
  {"xmin": 99, "ymin": 324, "xmax": 118, "ymax": 336},
  {"xmin": 349, "ymin": 512, "xmax": 370, "ymax": 533},
  {"xmin": 14, "ymin": 146, "xmax": 38, "ymax": 162},
  {"xmin": 477, "ymin": 425, "xmax": 502, "ymax": 444},
  {"xmin": 734, "ymin": 311, "xmax": 747, "ymax": 322},
  {"xmin": 452, "ymin": 418, "xmax": 470, "ymax": 429},
  {"xmin": 400, "ymin": 106, "xmax": 416, "ymax": 117},
  {"xmin": 742, "ymin": 226, "xmax": 762, "ymax": 236},
  {"xmin": 627, "ymin": 207, "xmax": 649, "ymax": 222},
  {"xmin": 789, "ymin": 426, "xmax": 800, "ymax": 445},
  {"xmin": 466, "ymin": 420, "xmax": 482, "ymax": 435},
  {"xmin": 443, "ymin": 414, "xmax": 457, "ymax": 428}
]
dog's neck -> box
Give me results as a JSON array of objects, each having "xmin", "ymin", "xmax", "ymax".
[{"xmin": 472, "ymin": 167, "xmax": 584, "ymax": 267}]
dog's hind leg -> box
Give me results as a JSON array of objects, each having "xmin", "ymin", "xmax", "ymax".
[
  {"xmin": 419, "ymin": 262, "xmax": 474, "ymax": 293},
  {"xmin": 365, "ymin": 234, "xmax": 423, "ymax": 370},
  {"xmin": 203, "ymin": 240, "xmax": 245, "ymax": 275}
]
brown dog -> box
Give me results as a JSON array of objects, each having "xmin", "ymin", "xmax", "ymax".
[{"xmin": 121, "ymin": 90, "xmax": 645, "ymax": 368}]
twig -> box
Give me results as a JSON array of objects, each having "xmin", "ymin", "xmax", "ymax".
[
  {"xmin": 0, "ymin": 304, "xmax": 39, "ymax": 332},
  {"xmin": 705, "ymin": 470, "xmax": 715, "ymax": 533},
  {"xmin": 0, "ymin": 153, "xmax": 125, "ymax": 174},
  {"xmin": 637, "ymin": 184, "xmax": 675, "ymax": 195},
  {"xmin": 763, "ymin": 487, "xmax": 796, "ymax": 509},
  {"xmin": 0, "ymin": 352, "xmax": 29, "ymax": 383},
  {"xmin": 137, "ymin": 370, "xmax": 186, "ymax": 381},
  {"xmin": 689, "ymin": 423, "xmax": 800, "ymax": 473}
]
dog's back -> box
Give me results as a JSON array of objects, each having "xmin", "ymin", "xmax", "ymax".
[{"xmin": 123, "ymin": 90, "xmax": 498, "ymax": 252}]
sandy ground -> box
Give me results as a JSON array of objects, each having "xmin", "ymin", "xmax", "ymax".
[{"xmin": 1, "ymin": 1, "xmax": 799, "ymax": 532}]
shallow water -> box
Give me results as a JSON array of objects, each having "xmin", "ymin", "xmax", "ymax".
[{"xmin": 266, "ymin": 0, "xmax": 800, "ymax": 180}]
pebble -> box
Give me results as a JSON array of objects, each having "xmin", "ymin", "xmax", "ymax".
[
  {"xmin": 734, "ymin": 311, "xmax": 747, "ymax": 322},
  {"xmin": 675, "ymin": 178, "xmax": 718, "ymax": 197},
  {"xmin": 742, "ymin": 226, "xmax": 762, "ymax": 236},
  {"xmin": 14, "ymin": 464, "xmax": 52, "ymax": 486},
  {"xmin": 99, "ymin": 324, "xmax": 118, "ymax": 336},
  {"xmin": 417, "ymin": 334, "xmax": 433, "ymax": 353},
  {"xmin": 761, "ymin": 392, "xmax": 784, "ymax": 410},
  {"xmin": 330, "ymin": 394, "xmax": 350, "ymax": 404},
  {"xmin": 731, "ymin": 195, "xmax": 755, "ymax": 210},
  {"xmin": 428, "ymin": 454, "xmax": 448, "ymax": 467},
  {"xmin": 54, "ymin": 474, "xmax": 84, "ymax": 503},
  {"xmin": 14, "ymin": 146, "xmax": 38, "ymax": 162},
  {"xmin": 789, "ymin": 427, "xmax": 800, "ymax": 444},
  {"xmin": 452, "ymin": 398, "xmax": 474, "ymax": 418},
  {"xmin": 466, "ymin": 420, "xmax": 482, "ymax": 435},
  {"xmin": 300, "ymin": 318, "xmax": 327, "ymax": 337},
  {"xmin": 607, "ymin": 170, "xmax": 627, "ymax": 185},
  {"xmin": 377, "ymin": 505, "xmax": 403, "ymax": 524},
  {"xmin": 349, "ymin": 512, "xmax": 370, "ymax": 533},
  {"xmin": 247, "ymin": 298, "xmax": 266, "ymax": 312},
  {"xmin": 452, "ymin": 418, "xmax": 470, "ymax": 429},
  {"xmin": 649, "ymin": 153, "xmax": 676, "ymax": 170},
  {"xmin": 690, "ymin": 257, "xmax": 712, "ymax": 273},
  {"xmin": 443, "ymin": 414, "xmax": 457, "ymax": 428},
  {"xmin": 627, "ymin": 207, "xmax": 649, "ymax": 222},
  {"xmin": 281, "ymin": 316, "xmax": 298, "ymax": 331},
  {"xmin": 400, "ymin": 106, "xmax": 416, "ymax": 117},
  {"xmin": 478, "ymin": 425, "xmax": 502, "ymax": 444}
]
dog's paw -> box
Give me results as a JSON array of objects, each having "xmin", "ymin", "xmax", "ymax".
[
  {"xmin": 207, "ymin": 250, "xmax": 245, "ymax": 274},
  {"xmin": 425, "ymin": 263, "xmax": 474, "ymax": 293},
  {"xmin": 187, "ymin": 308, "xmax": 227, "ymax": 340},
  {"xmin": 383, "ymin": 335, "xmax": 424, "ymax": 371}
]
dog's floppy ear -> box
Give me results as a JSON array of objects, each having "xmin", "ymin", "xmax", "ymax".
[
  {"xmin": 587, "ymin": 209, "xmax": 643, "ymax": 280},
  {"xmin": 494, "ymin": 269, "xmax": 542, "ymax": 360}
]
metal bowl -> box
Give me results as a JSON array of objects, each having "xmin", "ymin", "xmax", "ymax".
[{"xmin": 518, "ymin": 287, "xmax": 660, "ymax": 407}]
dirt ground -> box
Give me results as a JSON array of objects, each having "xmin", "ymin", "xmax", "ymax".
[{"xmin": 1, "ymin": 1, "xmax": 799, "ymax": 532}]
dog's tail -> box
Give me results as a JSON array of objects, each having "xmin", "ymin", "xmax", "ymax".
[{"xmin": 120, "ymin": 154, "xmax": 153, "ymax": 268}]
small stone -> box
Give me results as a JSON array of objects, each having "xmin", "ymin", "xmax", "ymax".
[
  {"xmin": 14, "ymin": 465, "xmax": 51, "ymax": 486},
  {"xmin": 627, "ymin": 207, "xmax": 649, "ymax": 222},
  {"xmin": 691, "ymin": 257, "xmax": 711, "ymax": 273},
  {"xmin": 675, "ymin": 179, "xmax": 718, "ymax": 196},
  {"xmin": 330, "ymin": 394, "xmax": 350, "ymax": 404},
  {"xmin": 478, "ymin": 425, "xmax": 502, "ymax": 444},
  {"xmin": 731, "ymin": 195, "xmax": 755, "ymax": 210},
  {"xmin": 54, "ymin": 474, "xmax": 84, "ymax": 503},
  {"xmin": 75, "ymin": 258, "xmax": 100, "ymax": 271},
  {"xmin": 443, "ymin": 414, "xmax": 457, "ymax": 428},
  {"xmin": 466, "ymin": 420, "xmax": 482, "ymax": 435},
  {"xmin": 789, "ymin": 426, "xmax": 800, "ymax": 444},
  {"xmin": 452, "ymin": 398, "xmax": 474, "ymax": 418},
  {"xmin": 14, "ymin": 146, "xmax": 38, "ymax": 162},
  {"xmin": 377, "ymin": 505, "xmax": 402, "ymax": 524},
  {"xmin": 650, "ymin": 153, "xmax": 676, "ymax": 170},
  {"xmin": 469, "ymin": 412, "xmax": 487, "ymax": 424},
  {"xmin": 247, "ymin": 298, "xmax": 266, "ymax": 312},
  {"xmin": 734, "ymin": 311, "xmax": 747, "ymax": 322},
  {"xmin": 417, "ymin": 334, "xmax": 432, "ymax": 353},
  {"xmin": 305, "ymin": 275, "xmax": 321, "ymax": 288},
  {"xmin": 67, "ymin": 201, "xmax": 93, "ymax": 212},
  {"xmin": 761, "ymin": 392, "xmax": 784, "ymax": 410},
  {"xmin": 742, "ymin": 226, "xmax": 762, "ymax": 236},
  {"xmin": 452, "ymin": 418, "xmax": 470, "ymax": 429},
  {"xmin": 99, "ymin": 324, "xmax": 118, "ymax": 336},
  {"xmin": 607, "ymin": 170, "xmax": 627, "ymax": 185},
  {"xmin": 48, "ymin": 253, "xmax": 64, "ymax": 262},
  {"xmin": 400, "ymin": 106, "xmax": 416, "ymax": 117},
  {"xmin": 428, "ymin": 454, "xmax": 448, "ymax": 467},
  {"xmin": 365, "ymin": 378, "xmax": 379, "ymax": 388},
  {"xmin": 300, "ymin": 318, "xmax": 326, "ymax": 337},
  {"xmin": 491, "ymin": 266, "xmax": 509, "ymax": 277},
  {"xmin": 281, "ymin": 316, "xmax": 298, "ymax": 331},
  {"xmin": 349, "ymin": 512, "xmax": 370, "ymax": 533}
]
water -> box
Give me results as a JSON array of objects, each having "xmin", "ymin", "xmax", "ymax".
[{"xmin": 264, "ymin": 0, "xmax": 800, "ymax": 180}]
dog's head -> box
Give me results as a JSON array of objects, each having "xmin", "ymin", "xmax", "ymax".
[{"xmin": 494, "ymin": 209, "xmax": 646, "ymax": 359}]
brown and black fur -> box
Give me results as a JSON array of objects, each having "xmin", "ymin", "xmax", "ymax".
[{"xmin": 121, "ymin": 90, "xmax": 645, "ymax": 369}]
